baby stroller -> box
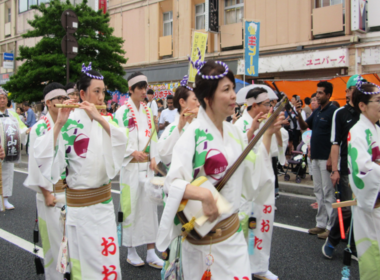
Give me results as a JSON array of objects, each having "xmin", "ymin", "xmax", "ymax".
[{"xmin": 284, "ymin": 141, "xmax": 308, "ymax": 183}]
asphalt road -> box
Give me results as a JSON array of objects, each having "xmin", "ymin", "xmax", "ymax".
[{"xmin": 0, "ymin": 171, "xmax": 359, "ymax": 280}]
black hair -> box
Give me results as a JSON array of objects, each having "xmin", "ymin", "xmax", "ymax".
[
  {"xmin": 311, "ymin": 93, "xmax": 317, "ymax": 98},
  {"xmin": 65, "ymin": 82, "xmax": 76, "ymax": 90},
  {"xmin": 292, "ymin": 94, "xmax": 298, "ymax": 99},
  {"xmin": 317, "ymin": 81, "xmax": 333, "ymax": 96},
  {"xmin": 18, "ymin": 107, "xmax": 24, "ymax": 113},
  {"xmin": 173, "ymin": 86, "xmax": 192, "ymax": 113},
  {"xmin": 78, "ymin": 70, "xmax": 103, "ymax": 93},
  {"xmin": 23, "ymin": 101, "xmax": 30, "ymax": 107},
  {"xmin": 43, "ymin": 82, "xmax": 66, "ymax": 100},
  {"xmin": 157, "ymin": 99, "xmax": 163, "ymax": 105},
  {"xmin": 166, "ymin": 94, "xmax": 174, "ymax": 101},
  {"xmin": 304, "ymin": 97, "xmax": 311, "ymax": 105},
  {"xmin": 7, "ymin": 99, "xmax": 11, "ymax": 107},
  {"xmin": 352, "ymin": 83, "xmax": 379, "ymax": 113},
  {"xmin": 144, "ymin": 97, "xmax": 149, "ymax": 103},
  {"xmin": 194, "ymin": 60, "xmax": 235, "ymax": 109},
  {"xmin": 299, "ymin": 99, "xmax": 304, "ymax": 106},
  {"xmin": 127, "ymin": 71, "xmax": 148, "ymax": 92},
  {"xmin": 147, "ymin": 89, "xmax": 154, "ymax": 95},
  {"xmin": 246, "ymin": 87, "xmax": 268, "ymax": 111}
]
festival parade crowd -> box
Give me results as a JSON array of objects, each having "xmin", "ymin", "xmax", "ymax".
[{"xmin": 0, "ymin": 54, "xmax": 379, "ymax": 280}]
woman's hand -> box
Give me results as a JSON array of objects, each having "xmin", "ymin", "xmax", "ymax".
[
  {"xmin": 178, "ymin": 108, "xmax": 194, "ymax": 132},
  {"xmin": 56, "ymin": 99, "xmax": 75, "ymax": 127},
  {"xmin": 201, "ymin": 188, "xmax": 219, "ymax": 222},
  {"xmin": 79, "ymin": 101, "xmax": 103, "ymax": 122},
  {"xmin": 132, "ymin": 151, "xmax": 148, "ymax": 162},
  {"xmin": 265, "ymin": 111, "xmax": 285, "ymax": 136},
  {"xmin": 149, "ymin": 157, "xmax": 157, "ymax": 171}
]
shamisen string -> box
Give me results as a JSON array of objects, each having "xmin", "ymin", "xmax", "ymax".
[{"xmin": 125, "ymin": 101, "xmax": 152, "ymax": 131}]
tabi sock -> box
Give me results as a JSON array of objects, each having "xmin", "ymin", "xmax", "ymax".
[
  {"xmin": 146, "ymin": 248, "xmax": 164, "ymax": 266},
  {"xmin": 4, "ymin": 198, "xmax": 14, "ymax": 209},
  {"xmin": 128, "ymin": 247, "xmax": 143, "ymax": 264}
]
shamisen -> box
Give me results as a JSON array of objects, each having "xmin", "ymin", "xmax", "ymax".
[
  {"xmin": 34, "ymin": 62, "xmax": 127, "ymax": 279},
  {"xmin": 156, "ymin": 48, "xmax": 284, "ymax": 280}
]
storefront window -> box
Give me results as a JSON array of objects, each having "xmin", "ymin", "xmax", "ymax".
[{"xmin": 224, "ymin": 0, "xmax": 244, "ymax": 25}]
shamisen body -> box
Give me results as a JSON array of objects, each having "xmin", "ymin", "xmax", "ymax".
[
  {"xmin": 34, "ymin": 64, "xmax": 128, "ymax": 279},
  {"xmin": 24, "ymin": 83, "xmax": 69, "ymax": 279},
  {"xmin": 156, "ymin": 59, "xmax": 283, "ymax": 279}
]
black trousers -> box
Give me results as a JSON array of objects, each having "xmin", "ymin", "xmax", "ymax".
[
  {"xmin": 328, "ymin": 175, "xmax": 355, "ymax": 250},
  {"xmin": 292, "ymin": 129, "xmax": 301, "ymax": 150}
]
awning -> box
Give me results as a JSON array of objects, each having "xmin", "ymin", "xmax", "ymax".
[{"xmin": 264, "ymin": 74, "xmax": 380, "ymax": 106}]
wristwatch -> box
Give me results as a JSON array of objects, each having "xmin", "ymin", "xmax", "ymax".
[{"xmin": 331, "ymin": 170, "xmax": 339, "ymax": 174}]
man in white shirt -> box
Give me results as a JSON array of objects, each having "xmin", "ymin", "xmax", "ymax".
[
  {"xmin": 289, "ymin": 95, "xmax": 306, "ymax": 151},
  {"xmin": 158, "ymin": 95, "xmax": 177, "ymax": 137}
]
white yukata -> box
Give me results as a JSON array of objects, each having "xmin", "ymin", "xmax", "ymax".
[
  {"xmin": 234, "ymin": 109, "xmax": 285, "ymax": 275},
  {"xmin": 347, "ymin": 114, "xmax": 380, "ymax": 280},
  {"xmin": 0, "ymin": 109, "xmax": 27, "ymax": 201},
  {"xmin": 24, "ymin": 112, "xmax": 64, "ymax": 279},
  {"xmin": 114, "ymin": 101, "xmax": 159, "ymax": 247},
  {"xmin": 158, "ymin": 113, "xmax": 191, "ymax": 168},
  {"xmin": 34, "ymin": 109, "xmax": 127, "ymax": 280},
  {"xmin": 156, "ymin": 107, "xmax": 274, "ymax": 280}
]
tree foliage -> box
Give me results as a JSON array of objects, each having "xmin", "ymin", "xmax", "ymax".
[{"xmin": 4, "ymin": 0, "xmax": 128, "ymax": 102}]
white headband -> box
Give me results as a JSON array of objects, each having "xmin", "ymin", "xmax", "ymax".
[
  {"xmin": 45, "ymin": 89, "xmax": 68, "ymax": 103},
  {"xmin": 129, "ymin": 75, "xmax": 148, "ymax": 89},
  {"xmin": 67, "ymin": 88, "xmax": 75, "ymax": 94},
  {"xmin": 246, "ymin": 92, "xmax": 269, "ymax": 107}
]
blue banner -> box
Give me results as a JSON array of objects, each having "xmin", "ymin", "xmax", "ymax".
[
  {"xmin": 244, "ymin": 21, "xmax": 260, "ymax": 77},
  {"xmin": 3, "ymin": 53, "xmax": 14, "ymax": 61}
]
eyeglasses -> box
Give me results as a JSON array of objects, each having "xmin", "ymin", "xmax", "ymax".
[
  {"xmin": 51, "ymin": 96, "xmax": 70, "ymax": 102},
  {"xmin": 69, "ymin": 92, "xmax": 80, "ymax": 97},
  {"xmin": 260, "ymin": 102, "xmax": 272, "ymax": 108}
]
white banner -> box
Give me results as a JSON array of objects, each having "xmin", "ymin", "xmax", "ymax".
[
  {"xmin": 3, "ymin": 61, "xmax": 14, "ymax": 69},
  {"xmin": 259, "ymin": 49, "xmax": 349, "ymax": 73}
]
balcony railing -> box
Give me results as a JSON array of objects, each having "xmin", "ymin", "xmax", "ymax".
[
  {"xmin": 312, "ymin": 4, "xmax": 344, "ymax": 36},
  {"xmin": 159, "ymin": 35, "xmax": 173, "ymax": 57},
  {"xmin": 5, "ymin": 22, "xmax": 11, "ymax": 37},
  {"xmin": 220, "ymin": 22, "xmax": 243, "ymax": 49}
]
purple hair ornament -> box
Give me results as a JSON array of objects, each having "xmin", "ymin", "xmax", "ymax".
[
  {"xmin": 180, "ymin": 75, "xmax": 193, "ymax": 91},
  {"xmin": 187, "ymin": 48, "xmax": 229, "ymax": 80},
  {"xmin": 81, "ymin": 62, "xmax": 104, "ymax": 80}
]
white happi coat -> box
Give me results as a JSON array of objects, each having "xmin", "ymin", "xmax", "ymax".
[
  {"xmin": 114, "ymin": 101, "xmax": 159, "ymax": 247},
  {"xmin": 234, "ymin": 109, "xmax": 286, "ymax": 274},
  {"xmin": 24, "ymin": 112, "xmax": 64, "ymax": 280},
  {"xmin": 158, "ymin": 113, "xmax": 192, "ymax": 167},
  {"xmin": 347, "ymin": 114, "xmax": 380, "ymax": 280},
  {"xmin": 156, "ymin": 107, "xmax": 274, "ymax": 280},
  {"xmin": 34, "ymin": 109, "xmax": 127, "ymax": 280},
  {"xmin": 0, "ymin": 109, "xmax": 27, "ymax": 200}
]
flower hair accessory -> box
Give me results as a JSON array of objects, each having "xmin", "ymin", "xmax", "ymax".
[
  {"xmin": 180, "ymin": 75, "xmax": 193, "ymax": 91},
  {"xmin": 188, "ymin": 48, "xmax": 229, "ymax": 80},
  {"xmin": 81, "ymin": 62, "xmax": 104, "ymax": 80},
  {"xmin": 356, "ymin": 77, "xmax": 380, "ymax": 95}
]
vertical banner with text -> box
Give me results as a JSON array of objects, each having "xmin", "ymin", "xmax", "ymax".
[
  {"xmin": 245, "ymin": 21, "xmax": 260, "ymax": 77},
  {"xmin": 189, "ymin": 32, "xmax": 208, "ymax": 83}
]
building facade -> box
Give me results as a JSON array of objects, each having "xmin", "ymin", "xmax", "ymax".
[{"xmin": 1, "ymin": 0, "xmax": 380, "ymax": 87}]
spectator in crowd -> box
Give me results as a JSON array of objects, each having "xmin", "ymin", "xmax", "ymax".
[
  {"xmin": 143, "ymin": 97, "xmax": 148, "ymax": 105},
  {"xmin": 7, "ymin": 99, "xmax": 14, "ymax": 112},
  {"xmin": 297, "ymin": 81, "xmax": 338, "ymax": 239},
  {"xmin": 23, "ymin": 101, "xmax": 37, "ymax": 128},
  {"xmin": 304, "ymin": 97, "xmax": 312, "ymax": 119},
  {"xmin": 16, "ymin": 107, "xmax": 26, "ymax": 124},
  {"xmin": 158, "ymin": 95, "xmax": 177, "ymax": 138},
  {"xmin": 40, "ymin": 99, "xmax": 47, "ymax": 117},
  {"xmin": 288, "ymin": 95, "xmax": 306, "ymax": 152},
  {"xmin": 35, "ymin": 103, "xmax": 43, "ymax": 120},
  {"xmin": 310, "ymin": 93, "xmax": 318, "ymax": 112},
  {"xmin": 322, "ymin": 75, "xmax": 362, "ymax": 259},
  {"xmin": 157, "ymin": 99, "xmax": 164, "ymax": 110},
  {"xmin": 331, "ymin": 100, "xmax": 340, "ymax": 108}
]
